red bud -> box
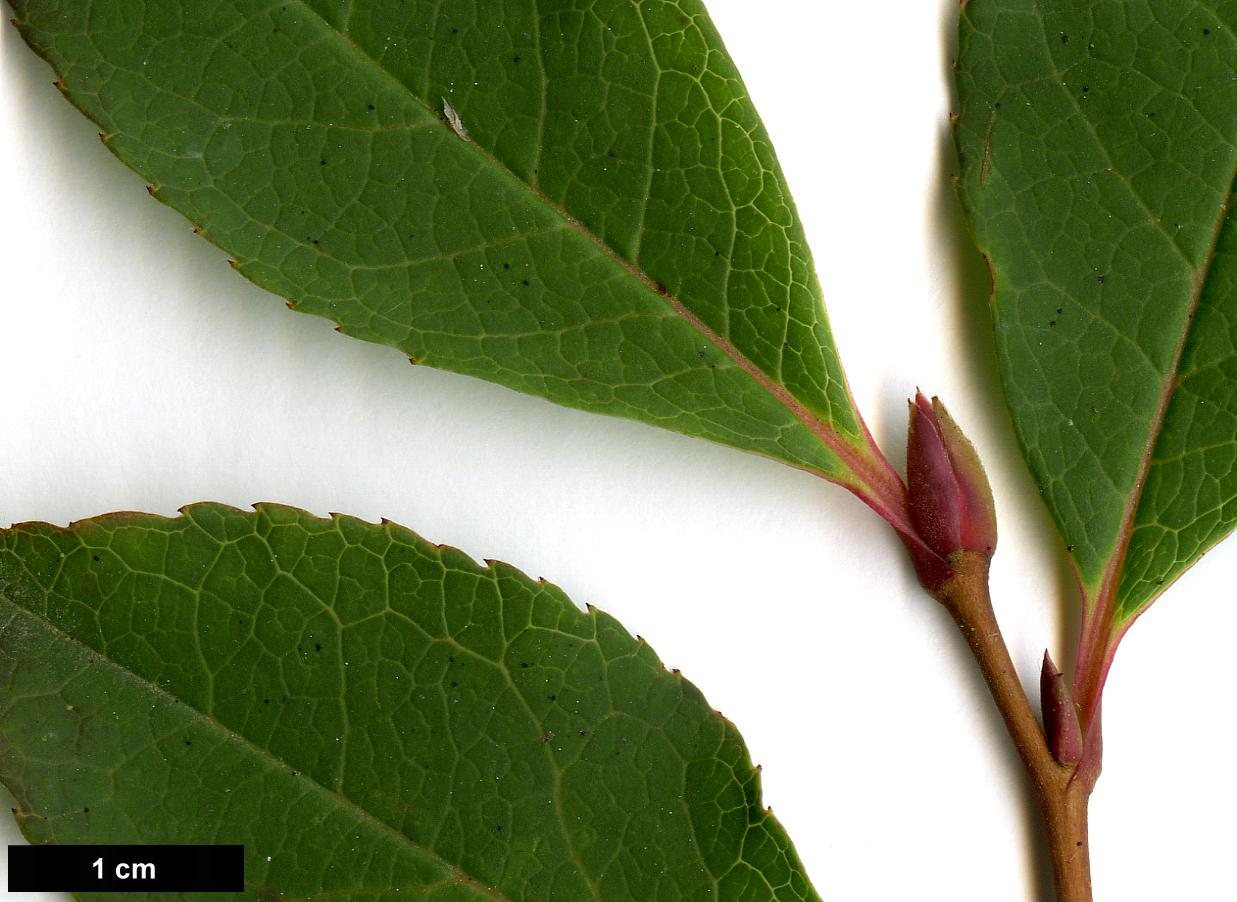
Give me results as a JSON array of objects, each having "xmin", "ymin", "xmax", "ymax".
[
  {"xmin": 1040, "ymin": 650, "xmax": 1084, "ymax": 767},
  {"xmin": 905, "ymin": 393, "xmax": 997, "ymax": 588}
]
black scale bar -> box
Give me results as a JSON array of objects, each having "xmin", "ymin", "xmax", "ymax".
[{"xmin": 8, "ymin": 844, "xmax": 244, "ymax": 892}]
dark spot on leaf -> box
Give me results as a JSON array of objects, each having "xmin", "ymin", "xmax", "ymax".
[
  {"xmin": 578, "ymin": 729, "xmax": 589, "ymax": 737},
  {"xmin": 314, "ymin": 643, "xmax": 322, "ymax": 652},
  {"xmin": 521, "ymin": 279, "xmax": 530, "ymax": 286},
  {"xmin": 1203, "ymin": 28, "xmax": 1211, "ymax": 35},
  {"xmin": 513, "ymin": 55, "xmax": 521, "ymax": 63},
  {"xmin": 1082, "ymin": 85, "xmax": 1089, "ymax": 93},
  {"xmin": 520, "ymin": 661, "xmax": 531, "ymax": 668},
  {"xmin": 92, "ymin": 555, "xmax": 100, "ymax": 562},
  {"xmin": 502, "ymin": 262, "xmax": 510, "ymax": 269},
  {"xmin": 367, "ymin": 104, "xmax": 375, "ymax": 111},
  {"xmin": 1096, "ymin": 274, "xmax": 1106, "ymax": 284},
  {"xmin": 451, "ymin": 27, "xmax": 458, "ymax": 34},
  {"xmin": 1066, "ymin": 544, "xmax": 1075, "ymax": 553},
  {"xmin": 184, "ymin": 739, "xmax": 192, "ymax": 746},
  {"xmin": 263, "ymin": 698, "xmax": 271, "ymax": 705},
  {"xmin": 1060, "ymin": 32, "xmax": 1069, "ymax": 44},
  {"xmin": 548, "ymin": 694, "xmax": 557, "ymax": 701},
  {"xmin": 1049, "ymin": 320, "xmax": 1056, "ymax": 327}
]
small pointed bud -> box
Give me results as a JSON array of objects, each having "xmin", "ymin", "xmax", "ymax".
[
  {"xmin": 930, "ymin": 396, "xmax": 997, "ymax": 557},
  {"xmin": 907, "ymin": 394, "xmax": 963, "ymax": 556},
  {"xmin": 1040, "ymin": 650, "xmax": 1083, "ymax": 767},
  {"xmin": 905, "ymin": 393, "xmax": 998, "ymax": 589}
]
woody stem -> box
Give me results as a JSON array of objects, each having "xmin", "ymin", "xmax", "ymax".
[{"xmin": 933, "ymin": 552, "xmax": 1094, "ymax": 902}]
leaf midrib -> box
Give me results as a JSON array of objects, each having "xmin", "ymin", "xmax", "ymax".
[
  {"xmin": 1026, "ymin": 14, "xmax": 1237, "ymax": 621},
  {"xmin": 285, "ymin": 1, "xmax": 909, "ymax": 524},
  {"xmin": 0, "ymin": 595, "xmax": 513, "ymax": 902},
  {"xmin": 1092, "ymin": 165, "xmax": 1236, "ymax": 626}
]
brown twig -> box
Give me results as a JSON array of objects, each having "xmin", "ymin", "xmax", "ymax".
[{"xmin": 933, "ymin": 552, "xmax": 1095, "ymax": 902}]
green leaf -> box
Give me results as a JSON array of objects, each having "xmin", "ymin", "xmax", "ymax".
[
  {"xmin": 954, "ymin": 1, "xmax": 1237, "ymax": 639},
  {"xmin": 0, "ymin": 503, "xmax": 819, "ymax": 901},
  {"xmin": 7, "ymin": 0, "xmax": 906, "ymax": 522}
]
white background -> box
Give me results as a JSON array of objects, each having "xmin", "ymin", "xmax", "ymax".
[{"xmin": 2, "ymin": 3, "xmax": 1235, "ymax": 899}]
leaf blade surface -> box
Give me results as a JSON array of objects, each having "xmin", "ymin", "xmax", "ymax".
[
  {"xmin": 955, "ymin": 0, "xmax": 1237, "ymax": 628},
  {"xmin": 0, "ymin": 503, "xmax": 819, "ymax": 901},
  {"xmin": 8, "ymin": 0, "xmax": 903, "ymax": 512}
]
